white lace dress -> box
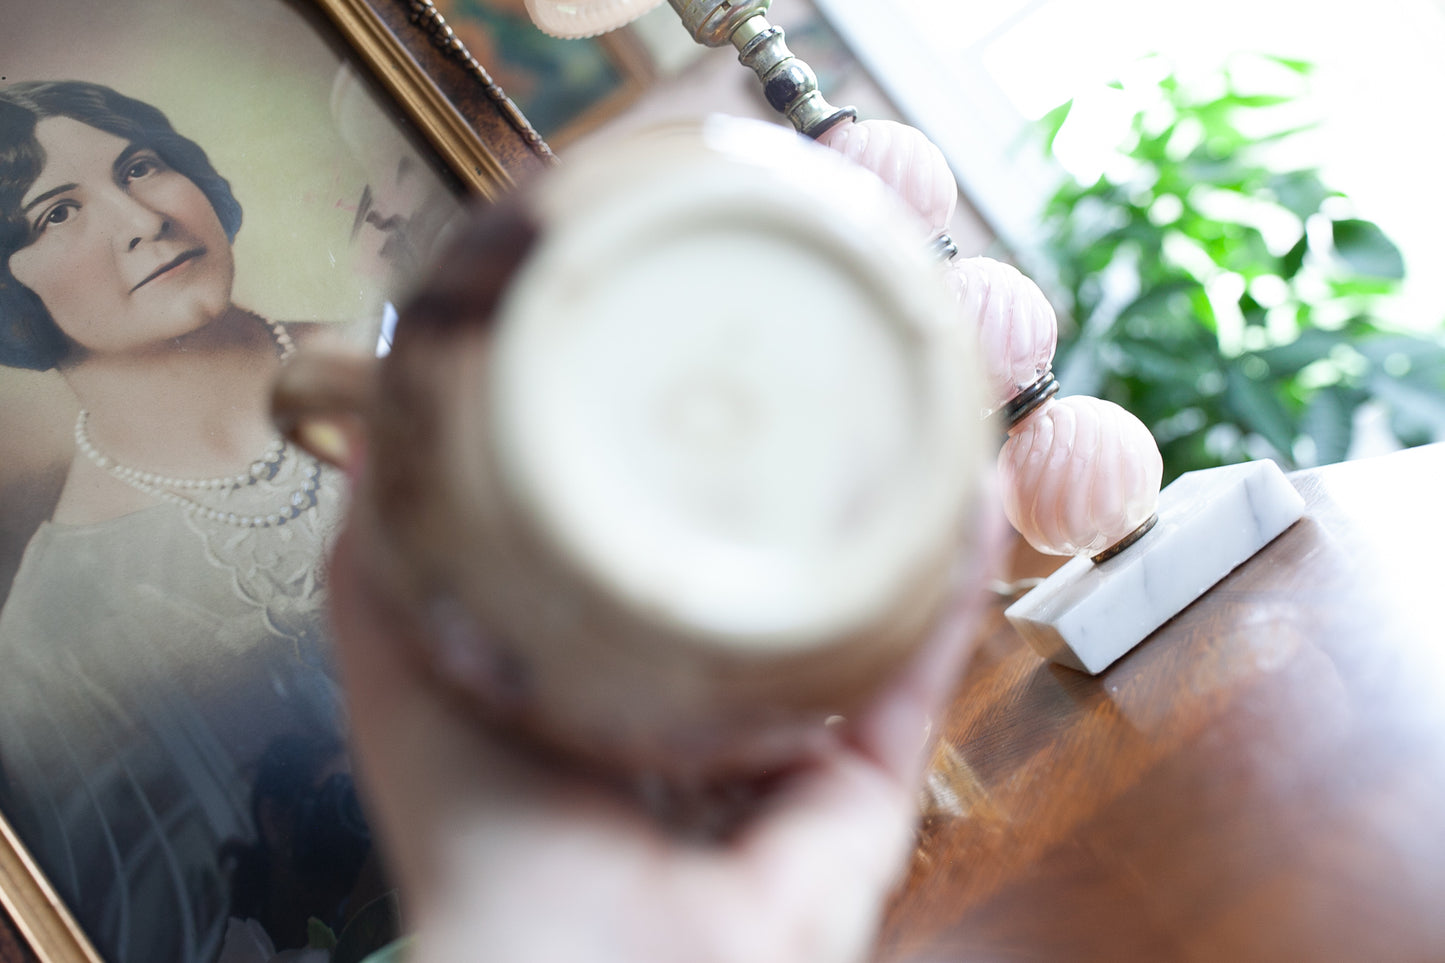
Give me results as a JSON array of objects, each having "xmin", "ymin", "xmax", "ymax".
[{"xmin": 0, "ymin": 453, "xmax": 352, "ymax": 963}]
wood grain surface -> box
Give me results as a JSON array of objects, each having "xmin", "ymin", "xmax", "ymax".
[{"xmin": 879, "ymin": 444, "xmax": 1445, "ymax": 962}]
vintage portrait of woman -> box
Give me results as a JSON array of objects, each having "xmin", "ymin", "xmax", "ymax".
[
  {"xmin": 0, "ymin": 50, "xmax": 462, "ymax": 963},
  {"xmin": 0, "ymin": 77, "xmax": 354, "ymax": 962}
]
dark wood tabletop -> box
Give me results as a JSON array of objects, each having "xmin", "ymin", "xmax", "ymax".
[
  {"xmin": 3, "ymin": 445, "xmax": 1440, "ymax": 962},
  {"xmin": 879, "ymin": 443, "xmax": 1445, "ymax": 962}
]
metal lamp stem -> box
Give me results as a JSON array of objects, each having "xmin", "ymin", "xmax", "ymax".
[{"xmin": 667, "ymin": 0, "xmax": 856, "ymax": 138}]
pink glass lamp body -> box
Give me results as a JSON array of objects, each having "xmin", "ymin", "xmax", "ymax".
[
  {"xmin": 813, "ymin": 123, "xmax": 1057, "ymax": 409},
  {"xmin": 816, "ymin": 120, "xmax": 957, "ymax": 237},
  {"xmin": 942, "ymin": 256, "xmax": 1058, "ymax": 411},
  {"xmin": 999, "ymin": 396, "xmax": 1163, "ymax": 556},
  {"xmin": 818, "ymin": 118, "xmax": 1164, "ymax": 560}
]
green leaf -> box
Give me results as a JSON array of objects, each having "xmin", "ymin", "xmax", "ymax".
[
  {"xmin": 1223, "ymin": 93, "xmax": 1295, "ymax": 108},
  {"xmin": 307, "ymin": 918, "xmax": 338, "ymax": 951},
  {"xmin": 1301, "ymin": 386, "xmax": 1358, "ymax": 465},
  {"xmin": 1223, "ymin": 365, "xmax": 1297, "ymax": 458},
  {"xmin": 1039, "ymin": 98, "xmax": 1074, "ymax": 155},
  {"xmin": 1116, "ymin": 278, "xmax": 1201, "ymax": 323},
  {"xmin": 1263, "ymin": 54, "xmax": 1315, "ymax": 75},
  {"xmin": 1158, "ymin": 431, "xmax": 1223, "ymax": 483},
  {"xmin": 1120, "ymin": 341, "xmax": 1211, "ymax": 384},
  {"xmin": 1189, "ymin": 287, "xmax": 1218, "ymax": 331},
  {"xmin": 1181, "ymin": 151, "xmax": 1253, "ymax": 187},
  {"xmin": 1341, "ymin": 314, "xmax": 1387, "ymax": 339},
  {"xmin": 1240, "ymin": 291, "xmax": 1268, "ymax": 327},
  {"xmin": 1331, "ymin": 219, "xmax": 1406, "ymax": 279},
  {"xmin": 1252, "ymin": 122, "xmax": 1322, "ymax": 147},
  {"xmin": 1328, "ymin": 276, "xmax": 1400, "ymax": 298},
  {"xmin": 1222, "ymin": 226, "xmax": 1276, "ymax": 277},
  {"xmin": 333, "ymin": 892, "xmax": 404, "ymax": 963},
  {"xmin": 1256, "ymin": 328, "xmax": 1349, "ymax": 378},
  {"xmin": 1354, "ymin": 332, "xmax": 1445, "ymax": 371},
  {"xmin": 1371, "ymin": 371, "xmax": 1445, "ymax": 445},
  {"xmin": 1055, "ymin": 340, "xmax": 1107, "ymax": 397},
  {"xmin": 1268, "ymin": 169, "xmax": 1335, "ymax": 219},
  {"xmin": 1280, "ymin": 232, "xmax": 1308, "ymax": 279}
]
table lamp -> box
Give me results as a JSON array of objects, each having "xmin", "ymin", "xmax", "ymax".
[{"xmin": 522, "ymin": 0, "xmax": 1308, "ymax": 675}]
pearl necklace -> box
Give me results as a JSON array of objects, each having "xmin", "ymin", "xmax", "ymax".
[
  {"xmin": 73, "ymin": 316, "xmax": 321, "ymax": 529},
  {"xmin": 264, "ymin": 314, "xmax": 297, "ymax": 365}
]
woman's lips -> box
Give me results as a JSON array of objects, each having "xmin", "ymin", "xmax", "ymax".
[{"xmin": 132, "ymin": 248, "xmax": 204, "ymax": 292}]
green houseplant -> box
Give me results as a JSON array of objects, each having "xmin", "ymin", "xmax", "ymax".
[{"xmin": 1037, "ymin": 54, "xmax": 1445, "ymax": 481}]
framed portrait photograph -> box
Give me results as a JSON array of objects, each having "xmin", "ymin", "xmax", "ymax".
[{"xmin": 0, "ymin": 1, "xmax": 548, "ymax": 961}]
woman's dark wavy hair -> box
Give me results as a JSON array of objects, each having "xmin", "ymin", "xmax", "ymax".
[{"xmin": 0, "ymin": 80, "xmax": 243, "ymax": 370}]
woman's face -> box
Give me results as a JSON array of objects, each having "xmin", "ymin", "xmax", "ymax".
[{"xmin": 8, "ymin": 117, "xmax": 234, "ymax": 358}]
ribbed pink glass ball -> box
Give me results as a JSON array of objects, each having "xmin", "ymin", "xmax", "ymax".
[
  {"xmin": 998, "ymin": 395, "xmax": 1163, "ymax": 557},
  {"xmin": 817, "ymin": 119, "xmax": 958, "ymax": 237},
  {"xmin": 943, "ymin": 256, "xmax": 1059, "ymax": 411}
]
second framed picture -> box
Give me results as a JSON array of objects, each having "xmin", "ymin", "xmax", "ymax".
[{"xmin": 430, "ymin": 0, "xmax": 657, "ymax": 146}]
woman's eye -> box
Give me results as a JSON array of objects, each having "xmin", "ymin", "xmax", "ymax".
[
  {"xmin": 123, "ymin": 156, "xmax": 163, "ymax": 182},
  {"xmin": 33, "ymin": 202, "xmax": 77, "ymax": 233}
]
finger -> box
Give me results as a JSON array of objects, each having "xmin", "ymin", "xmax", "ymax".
[{"xmin": 710, "ymin": 750, "xmax": 919, "ymax": 963}]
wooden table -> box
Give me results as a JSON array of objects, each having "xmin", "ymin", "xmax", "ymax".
[
  {"xmin": 3, "ymin": 445, "xmax": 1441, "ymax": 962},
  {"xmin": 879, "ymin": 443, "xmax": 1445, "ymax": 962}
]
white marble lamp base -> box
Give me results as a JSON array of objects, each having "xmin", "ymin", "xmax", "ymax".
[{"xmin": 1006, "ymin": 459, "xmax": 1307, "ymax": 675}]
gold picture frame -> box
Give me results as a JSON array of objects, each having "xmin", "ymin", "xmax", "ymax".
[{"xmin": 0, "ymin": 1, "xmax": 549, "ymax": 960}]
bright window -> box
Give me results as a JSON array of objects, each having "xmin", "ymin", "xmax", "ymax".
[{"xmin": 817, "ymin": 0, "xmax": 1445, "ymax": 331}]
